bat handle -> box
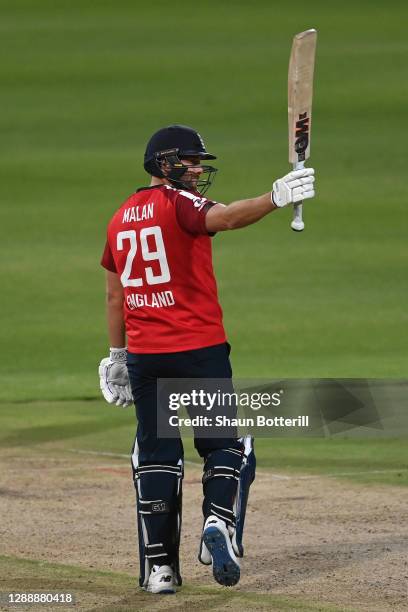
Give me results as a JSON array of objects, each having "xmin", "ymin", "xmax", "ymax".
[{"xmin": 291, "ymin": 160, "xmax": 305, "ymax": 232}]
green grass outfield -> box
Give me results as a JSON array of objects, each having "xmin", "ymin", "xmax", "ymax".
[
  {"xmin": 1, "ymin": 4, "xmax": 407, "ymax": 609},
  {"xmin": 1, "ymin": 0, "xmax": 408, "ymax": 402},
  {"xmin": 1, "ymin": 400, "xmax": 407, "ymax": 487},
  {"xmin": 0, "ymin": 555, "xmax": 354, "ymax": 612}
]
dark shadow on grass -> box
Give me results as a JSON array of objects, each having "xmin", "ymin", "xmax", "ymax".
[
  {"xmin": 0, "ymin": 396, "xmax": 100, "ymax": 405},
  {"xmin": 0, "ymin": 417, "xmax": 132, "ymax": 447}
]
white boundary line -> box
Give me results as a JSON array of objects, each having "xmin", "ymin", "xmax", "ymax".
[
  {"xmin": 3, "ymin": 464, "xmax": 131, "ymax": 472},
  {"xmin": 67, "ymin": 449, "xmax": 407, "ymax": 479},
  {"xmin": 68, "ymin": 449, "xmax": 128, "ymax": 458},
  {"xmin": 67, "ymin": 448, "xmax": 199, "ymax": 466},
  {"xmin": 256, "ymin": 468, "xmax": 408, "ymax": 481},
  {"xmin": 296, "ymin": 468, "xmax": 408, "ymax": 479}
]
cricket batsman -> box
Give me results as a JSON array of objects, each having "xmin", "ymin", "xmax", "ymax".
[{"xmin": 99, "ymin": 124, "xmax": 315, "ymax": 593}]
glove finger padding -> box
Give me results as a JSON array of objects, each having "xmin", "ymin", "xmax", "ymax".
[
  {"xmin": 99, "ymin": 360, "xmax": 118, "ymax": 404},
  {"xmin": 114, "ymin": 385, "xmax": 126, "ymax": 406},
  {"xmin": 100, "ymin": 381, "xmax": 117, "ymax": 404},
  {"xmin": 272, "ymin": 167, "xmax": 316, "ymax": 208},
  {"xmin": 286, "ymin": 178, "xmax": 303, "ymax": 189},
  {"xmin": 116, "ymin": 384, "xmax": 133, "ymax": 407},
  {"xmin": 302, "ymin": 185, "xmax": 314, "ymax": 195},
  {"xmin": 286, "ymin": 175, "xmax": 315, "ymax": 190},
  {"xmin": 124, "ymin": 385, "xmax": 133, "ymax": 407},
  {"xmin": 292, "ymin": 186, "xmax": 304, "ymax": 198},
  {"xmin": 302, "ymin": 189, "xmax": 315, "ymax": 200},
  {"xmin": 283, "ymin": 168, "xmax": 314, "ymax": 181},
  {"xmin": 99, "ymin": 356, "xmax": 132, "ymax": 407},
  {"xmin": 107, "ymin": 362, "xmax": 129, "ymax": 386},
  {"xmin": 301, "ymin": 175, "xmax": 315, "ymax": 185},
  {"xmin": 293, "ymin": 189, "xmax": 315, "ymax": 203}
]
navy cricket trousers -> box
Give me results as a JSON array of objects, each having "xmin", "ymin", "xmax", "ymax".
[{"xmin": 127, "ymin": 342, "xmax": 241, "ymax": 463}]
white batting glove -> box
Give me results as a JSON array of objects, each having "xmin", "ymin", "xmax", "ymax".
[
  {"xmin": 272, "ymin": 168, "xmax": 315, "ymax": 208},
  {"xmin": 98, "ymin": 348, "xmax": 133, "ymax": 408}
]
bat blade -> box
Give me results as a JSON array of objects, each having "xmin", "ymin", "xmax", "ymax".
[
  {"xmin": 288, "ymin": 28, "xmax": 317, "ymax": 231},
  {"xmin": 288, "ymin": 28, "xmax": 317, "ymax": 165}
]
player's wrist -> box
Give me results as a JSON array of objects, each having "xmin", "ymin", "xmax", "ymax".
[
  {"xmin": 109, "ymin": 347, "xmax": 127, "ymax": 363},
  {"xmin": 270, "ymin": 191, "xmax": 278, "ymax": 209}
]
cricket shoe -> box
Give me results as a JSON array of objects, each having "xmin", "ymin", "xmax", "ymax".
[
  {"xmin": 201, "ymin": 515, "xmax": 240, "ymax": 587},
  {"xmin": 145, "ymin": 564, "xmax": 176, "ymax": 594}
]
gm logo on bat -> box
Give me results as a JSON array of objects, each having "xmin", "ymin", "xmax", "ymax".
[{"xmin": 295, "ymin": 111, "xmax": 310, "ymax": 161}]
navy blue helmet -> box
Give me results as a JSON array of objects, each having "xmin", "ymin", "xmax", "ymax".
[{"xmin": 144, "ymin": 124, "xmax": 217, "ymax": 194}]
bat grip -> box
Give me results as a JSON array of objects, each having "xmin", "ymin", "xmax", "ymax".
[{"xmin": 291, "ymin": 160, "xmax": 305, "ymax": 232}]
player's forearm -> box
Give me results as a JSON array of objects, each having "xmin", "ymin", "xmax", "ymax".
[
  {"xmin": 106, "ymin": 297, "xmax": 126, "ymax": 348},
  {"xmin": 105, "ymin": 271, "xmax": 126, "ymax": 348},
  {"xmin": 205, "ymin": 193, "xmax": 277, "ymax": 232},
  {"xmin": 225, "ymin": 193, "xmax": 277, "ymax": 229}
]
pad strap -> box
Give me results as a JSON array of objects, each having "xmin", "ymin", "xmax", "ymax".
[
  {"xmin": 138, "ymin": 499, "xmax": 171, "ymax": 514},
  {"xmin": 134, "ymin": 464, "xmax": 182, "ymax": 479},
  {"xmin": 209, "ymin": 502, "xmax": 236, "ymax": 527},
  {"xmin": 202, "ymin": 465, "xmax": 240, "ymax": 484},
  {"xmin": 144, "ymin": 543, "xmax": 167, "ymax": 559}
]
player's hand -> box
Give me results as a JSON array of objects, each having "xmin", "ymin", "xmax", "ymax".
[
  {"xmin": 272, "ymin": 168, "xmax": 315, "ymax": 208},
  {"xmin": 98, "ymin": 348, "xmax": 133, "ymax": 408}
]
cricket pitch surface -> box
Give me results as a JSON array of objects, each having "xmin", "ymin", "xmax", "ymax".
[{"xmin": 0, "ymin": 447, "xmax": 407, "ymax": 612}]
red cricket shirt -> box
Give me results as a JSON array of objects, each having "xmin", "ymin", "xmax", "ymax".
[{"xmin": 101, "ymin": 184, "xmax": 227, "ymax": 353}]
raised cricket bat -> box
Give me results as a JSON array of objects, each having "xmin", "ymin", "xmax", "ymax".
[{"xmin": 288, "ymin": 29, "xmax": 317, "ymax": 231}]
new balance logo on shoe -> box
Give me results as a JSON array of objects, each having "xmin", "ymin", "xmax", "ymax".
[{"xmin": 159, "ymin": 575, "xmax": 172, "ymax": 583}]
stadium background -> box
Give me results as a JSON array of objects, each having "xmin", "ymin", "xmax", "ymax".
[{"xmin": 1, "ymin": 1, "xmax": 407, "ymax": 610}]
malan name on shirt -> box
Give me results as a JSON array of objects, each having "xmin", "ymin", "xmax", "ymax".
[{"xmin": 122, "ymin": 203, "xmax": 155, "ymax": 223}]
